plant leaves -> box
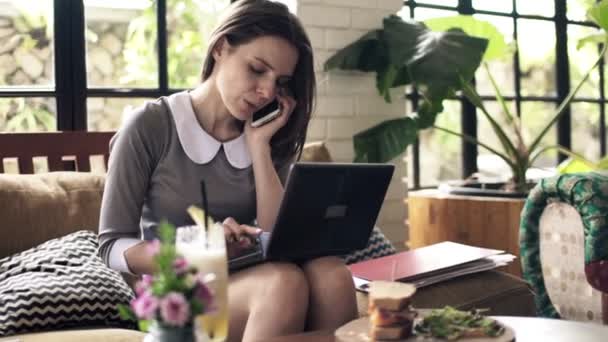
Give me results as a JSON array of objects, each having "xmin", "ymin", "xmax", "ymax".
[
  {"xmin": 376, "ymin": 64, "xmax": 399, "ymax": 102},
  {"xmin": 577, "ymin": 33, "xmax": 606, "ymax": 50},
  {"xmin": 598, "ymin": 155, "xmax": 608, "ymax": 169},
  {"xmin": 557, "ymin": 157, "xmax": 596, "ymax": 174},
  {"xmin": 424, "ymin": 15, "xmax": 511, "ymax": 61},
  {"xmin": 353, "ymin": 117, "xmax": 419, "ymax": 163},
  {"xmin": 587, "ymin": 0, "xmax": 608, "ymax": 32},
  {"xmin": 382, "ymin": 15, "xmax": 427, "ymax": 65},
  {"xmin": 324, "ymin": 15, "xmax": 489, "ymax": 163},
  {"xmin": 408, "ymin": 29, "xmax": 487, "ymax": 90},
  {"xmin": 324, "ymin": 30, "xmax": 387, "ymax": 72}
]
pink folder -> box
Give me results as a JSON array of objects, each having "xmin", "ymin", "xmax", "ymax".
[{"xmin": 348, "ymin": 241, "xmax": 504, "ymax": 282}]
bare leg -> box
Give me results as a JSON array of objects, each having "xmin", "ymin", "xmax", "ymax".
[
  {"xmin": 302, "ymin": 256, "xmax": 357, "ymax": 330},
  {"xmin": 228, "ymin": 262, "xmax": 309, "ymax": 342}
]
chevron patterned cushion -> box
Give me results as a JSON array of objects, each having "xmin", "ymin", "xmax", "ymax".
[
  {"xmin": 343, "ymin": 226, "xmax": 396, "ymax": 265},
  {"xmin": 0, "ymin": 230, "xmax": 136, "ymax": 337}
]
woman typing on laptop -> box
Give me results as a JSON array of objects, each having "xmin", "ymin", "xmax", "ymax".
[{"xmin": 97, "ymin": 1, "xmax": 357, "ymax": 341}]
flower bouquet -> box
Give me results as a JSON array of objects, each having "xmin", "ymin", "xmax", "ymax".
[{"xmin": 119, "ymin": 221, "xmax": 216, "ymax": 342}]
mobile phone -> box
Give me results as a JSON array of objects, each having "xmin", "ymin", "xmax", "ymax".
[{"xmin": 251, "ymin": 100, "xmax": 281, "ymax": 127}]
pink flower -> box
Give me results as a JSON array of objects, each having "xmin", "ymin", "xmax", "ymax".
[
  {"xmin": 131, "ymin": 291, "xmax": 158, "ymax": 320},
  {"xmin": 135, "ymin": 274, "xmax": 154, "ymax": 295},
  {"xmin": 147, "ymin": 239, "xmax": 161, "ymax": 256},
  {"xmin": 160, "ymin": 292, "xmax": 191, "ymax": 327},
  {"xmin": 194, "ymin": 273, "xmax": 215, "ymax": 313},
  {"xmin": 173, "ymin": 257, "xmax": 189, "ymax": 275},
  {"xmin": 195, "ymin": 283, "xmax": 214, "ymax": 309}
]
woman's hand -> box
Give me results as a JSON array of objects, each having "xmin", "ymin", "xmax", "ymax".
[
  {"xmin": 244, "ymin": 88, "xmax": 296, "ymax": 154},
  {"xmin": 222, "ymin": 217, "xmax": 262, "ymax": 259}
]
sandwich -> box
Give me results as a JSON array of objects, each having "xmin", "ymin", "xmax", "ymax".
[{"xmin": 368, "ymin": 281, "xmax": 417, "ymax": 341}]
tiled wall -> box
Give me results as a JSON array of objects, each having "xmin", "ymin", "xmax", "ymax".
[{"xmin": 296, "ymin": 0, "xmax": 408, "ymax": 251}]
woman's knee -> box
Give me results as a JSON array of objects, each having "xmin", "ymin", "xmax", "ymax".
[
  {"xmin": 303, "ymin": 256, "xmax": 353, "ymax": 288},
  {"xmin": 257, "ymin": 262, "xmax": 309, "ymax": 303}
]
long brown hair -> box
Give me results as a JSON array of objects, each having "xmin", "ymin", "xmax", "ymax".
[{"xmin": 201, "ymin": 0, "xmax": 315, "ymax": 167}]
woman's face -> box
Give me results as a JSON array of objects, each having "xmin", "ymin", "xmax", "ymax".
[{"xmin": 213, "ymin": 35, "xmax": 299, "ymax": 122}]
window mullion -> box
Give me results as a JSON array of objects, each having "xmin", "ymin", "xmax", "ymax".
[
  {"xmin": 459, "ymin": 0, "xmax": 478, "ymax": 178},
  {"xmin": 555, "ymin": 0, "xmax": 571, "ymax": 162},
  {"xmin": 158, "ymin": 0, "xmax": 168, "ymax": 94},
  {"xmin": 54, "ymin": 0, "xmax": 87, "ymax": 131}
]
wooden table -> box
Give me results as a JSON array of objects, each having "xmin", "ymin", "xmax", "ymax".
[{"xmin": 265, "ymin": 316, "xmax": 608, "ymax": 342}]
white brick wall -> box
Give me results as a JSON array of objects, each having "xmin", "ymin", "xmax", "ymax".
[{"xmin": 296, "ymin": 0, "xmax": 408, "ymax": 251}]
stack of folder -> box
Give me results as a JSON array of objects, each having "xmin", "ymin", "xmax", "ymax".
[{"xmin": 349, "ymin": 241, "xmax": 516, "ymax": 292}]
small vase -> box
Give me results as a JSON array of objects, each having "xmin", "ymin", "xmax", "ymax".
[{"xmin": 149, "ymin": 322, "xmax": 195, "ymax": 342}]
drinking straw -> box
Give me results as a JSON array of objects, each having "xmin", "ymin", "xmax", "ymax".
[{"xmin": 200, "ymin": 180, "xmax": 210, "ymax": 231}]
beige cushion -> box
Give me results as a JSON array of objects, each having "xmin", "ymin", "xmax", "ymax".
[
  {"xmin": 301, "ymin": 141, "xmax": 332, "ymax": 163},
  {"xmin": 539, "ymin": 202, "xmax": 603, "ymax": 323},
  {"xmin": 0, "ymin": 328, "xmax": 145, "ymax": 342},
  {"xmin": 0, "ymin": 172, "xmax": 105, "ymax": 259}
]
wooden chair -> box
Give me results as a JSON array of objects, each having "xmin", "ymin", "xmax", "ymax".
[{"xmin": 0, "ymin": 131, "xmax": 114, "ymax": 174}]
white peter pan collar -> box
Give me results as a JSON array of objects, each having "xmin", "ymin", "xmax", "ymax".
[{"xmin": 167, "ymin": 91, "xmax": 252, "ymax": 169}]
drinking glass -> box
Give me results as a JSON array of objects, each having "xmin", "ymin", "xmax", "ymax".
[{"xmin": 176, "ymin": 223, "xmax": 229, "ymax": 342}]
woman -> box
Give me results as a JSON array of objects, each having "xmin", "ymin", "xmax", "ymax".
[{"xmin": 97, "ymin": 0, "xmax": 357, "ymax": 341}]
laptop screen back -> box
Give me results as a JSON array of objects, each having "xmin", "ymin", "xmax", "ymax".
[{"xmin": 265, "ymin": 162, "xmax": 395, "ymax": 261}]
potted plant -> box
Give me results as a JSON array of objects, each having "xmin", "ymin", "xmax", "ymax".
[
  {"xmin": 323, "ymin": 1, "xmax": 608, "ymax": 195},
  {"xmin": 118, "ymin": 222, "xmax": 216, "ymax": 342}
]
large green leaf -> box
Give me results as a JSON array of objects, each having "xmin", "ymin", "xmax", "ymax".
[
  {"xmin": 324, "ymin": 30, "xmax": 386, "ymax": 72},
  {"xmin": 424, "ymin": 15, "xmax": 510, "ymax": 61},
  {"xmin": 353, "ymin": 117, "xmax": 419, "ymax": 163},
  {"xmin": 408, "ymin": 29, "xmax": 487, "ymax": 90},
  {"xmin": 587, "ymin": 0, "xmax": 608, "ymax": 32},
  {"xmin": 598, "ymin": 155, "xmax": 608, "ymax": 169},
  {"xmin": 557, "ymin": 157, "xmax": 596, "ymax": 174},
  {"xmin": 382, "ymin": 15, "xmax": 428, "ymax": 65}
]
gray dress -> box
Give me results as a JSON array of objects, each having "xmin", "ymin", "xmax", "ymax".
[{"xmin": 98, "ymin": 91, "xmax": 289, "ymax": 265}]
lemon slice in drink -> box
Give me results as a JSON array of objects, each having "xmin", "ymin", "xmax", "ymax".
[{"xmin": 187, "ymin": 205, "xmax": 213, "ymax": 228}]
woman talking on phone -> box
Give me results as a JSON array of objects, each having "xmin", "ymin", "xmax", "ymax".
[{"xmin": 97, "ymin": 0, "xmax": 357, "ymax": 341}]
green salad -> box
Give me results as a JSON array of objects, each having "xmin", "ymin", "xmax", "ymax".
[{"xmin": 414, "ymin": 306, "xmax": 505, "ymax": 340}]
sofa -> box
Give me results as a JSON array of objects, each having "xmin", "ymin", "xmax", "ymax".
[{"xmin": 0, "ymin": 143, "xmax": 537, "ymax": 341}]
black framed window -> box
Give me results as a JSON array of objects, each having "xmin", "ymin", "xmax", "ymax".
[
  {"xmin": 0, "ymin": 0, "xmax": 231, "ymax": 133},
  {"xmin": 403, "ymin": 0, "xmax": 607, "ymax": 188}
]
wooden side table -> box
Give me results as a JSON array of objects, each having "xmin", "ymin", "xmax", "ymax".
[{"xmin": 406, "ymin": 189, "xmax": 525, "ymax": 277}]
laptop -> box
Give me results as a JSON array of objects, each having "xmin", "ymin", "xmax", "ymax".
[{"xmin": 229, "ymin": 162, "xmax": 395, "ymax": 271}]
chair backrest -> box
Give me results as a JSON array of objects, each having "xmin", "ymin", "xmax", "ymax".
[
  {"xmin": 520, "ymin": 172, "xmax": 608, "ymax": 324},
  {"xmin": 0, "ymin": 131, "xmax": 114, "ymax": 174}
]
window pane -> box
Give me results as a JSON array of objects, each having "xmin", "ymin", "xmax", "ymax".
[
  {"xmin": 571, "ymin": 102, "xmax": 600, "ymax": 161},
  {"xmin": 521, "ymin": 101, "xmax": 558, "ymax": 169},
  {"xmin": 167, "ymin": 0, "xmax": 230, "ymax": 89},
  {"xmin": 87, "ymin": 97, "xmax": 150, "ymax": 131},
  {"xmin": 567, "ymin": 0, "xmax": 591, "ymax": 22},
  {"xmin": 414, "ymin": 0, "xmax": 457, "ymax": 7},
  {"xmin": 477, "ymin": 100, "xmax": 517, "ymax": 181},
  {"xmin": 84, "ymin": 0, "xmax": 157, "ymax": 88},
  {"xmin": 473, "ymin": 0, "xmax": 513, "ymax": 13},
  {"xmin": 474, "ymin": 15, "xmax": 515, "ymax": 96},
  {"xmin": 0, "ymin": 97, "xmax": 56, "ymax": 132},
  {"xmin": 518, "ymin": 19, "xmax": 556, "ymax": 97},
  {"xmin": 568, "ymin": 24, "xmax": 600, "ymax": 98},
  {"xmin": 0, "ymin": 1, "xmax": 54, "ymax": 86},
  {"xmin": 516, "ymin": 0, "xmax": 554, "ymax": 17},
  {"xmin": 419, "ymin": 100, "xmax": 461, "ymax": 186}
]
